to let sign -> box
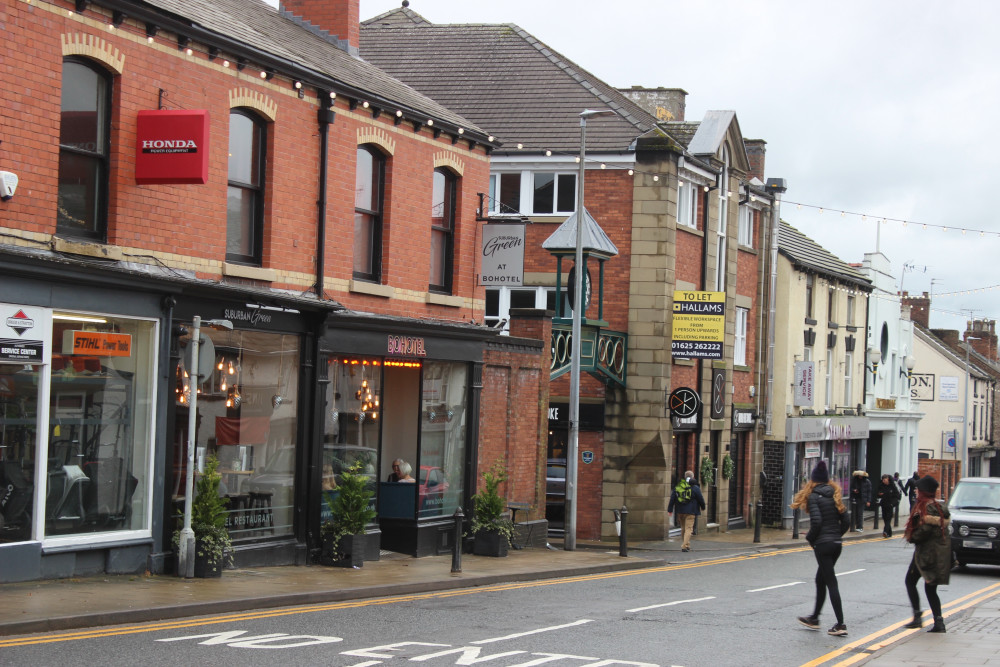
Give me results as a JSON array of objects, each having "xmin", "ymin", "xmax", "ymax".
[{"xmin": 671, "ymin": 291, "xmax": 725, "ymax": 359}]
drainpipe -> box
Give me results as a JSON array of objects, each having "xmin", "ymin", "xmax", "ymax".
[
  {"xmin": 763, "ymin": 179, "xmax": 786, "ymax": 436},
  {"xmin": 315, "ymin": 101, "xmax": 336, "ymax": 298}
]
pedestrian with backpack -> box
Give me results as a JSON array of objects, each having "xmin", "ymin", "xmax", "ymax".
[
  {"xmin": 667, "ymin": 470, "xmax": 706, "ymax": 552},
  {"xmin": 793, "ymin": 460, "xmax": 851, "ymax": 637}
]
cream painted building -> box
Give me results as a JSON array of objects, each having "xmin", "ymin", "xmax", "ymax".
[{"xmin": 761, "ymin": 222, "xmax": 872, "ymax": 528}]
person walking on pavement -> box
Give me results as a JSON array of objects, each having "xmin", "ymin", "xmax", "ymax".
[
  {"xmin": 793, "ymin": 460, "xmax": 851, "ymax": 637},
  {"xmin": 876, "ymin": 473, "xmax": 902, "ymax": 537},
  {"xmin": 903, "ymin": 475, "xmax": 951, "ymax": 633},
  {"xmin": 850, "ymin": 470, "xmax": 872, "ymax": 531},
  {"xmin": 667, "ymin": 470, "xmax": 706, "ymax": 553},
  {"xmin": 903, "ymin": 471, "xmax": 920, "ymax": 509}
]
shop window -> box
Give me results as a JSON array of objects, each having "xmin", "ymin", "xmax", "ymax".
[
  {"xmin": 418, "ymin": 361, "xmax": 467, "ymax": 519},
  {"xmin": 42, "ymin": 312, "xmax": 157, "ymax": 541},
  {"xmin": 57, "ymin": 58, "xmax": 111, "ymax": 242},
  {"xmin": 226, "ymin": 109, "xmax": 266, "ymax": 265},
  {"xmin": 175, "ymin": 328, "xmax": 299, "ymax": 540},
  {"xmin": 430, "ymin": 168, "xmax": 456, "ymax": 293},
  {"xmin": 354, "ymin": 146, "xmax": 385, "ymax": 282}
]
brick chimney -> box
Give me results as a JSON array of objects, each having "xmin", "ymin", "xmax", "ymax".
[
  {"xmin": 280, "ymin": 0, "xmax": 359, "ymax": 53},
  {"xmin": 618, "ymin": 86, "xmax": 687, "ymax": 122},
  {"xmin": 744, "ymin": 139, "xmax": 766, "ymax": 182},
  {"xmin": 901, "ymin": 291, "xmax": 930, "ymax": 329},
  {"xmin": 966, "ymin": 319, "xmax": 999, "ymax": 362}
]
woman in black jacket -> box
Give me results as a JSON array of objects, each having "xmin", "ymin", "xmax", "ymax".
[
  {"xmin": 792, "ymin": 460, "xmax": 849, "ymax": 637},
  {"xmin": 876, "ymin": 474, "xmax": 902, "ymax": 537}
]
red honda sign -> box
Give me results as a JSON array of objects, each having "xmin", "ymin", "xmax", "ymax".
[{"xmin": 135, "ymin": 109, "xmax": 209, "ymax": 184}]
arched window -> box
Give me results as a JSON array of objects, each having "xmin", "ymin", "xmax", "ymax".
[
  {"xmin": 430, "ymin": 168, "xmax": 456, "ymax": 292},
  {"xmin": 227, "ymin": 109, "xmax": 266, "ymax": 265},
  {"xmin": 354, "ymin": 146, "xmax": 385, "ymax": 282},
  {"xmin": 57, "ymin": 58, "xmax": 112, "ymax": 241}
]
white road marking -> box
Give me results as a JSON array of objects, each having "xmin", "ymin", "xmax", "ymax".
[
  {"xmin": 626, "ymin": 596, "xmax": 716, "ymax": 612},
  {"xmin": 471, "ymin": 619, "xmax": 594, "ymax": 644},
  {"xmin": 837, "ymin": 568, "xmax": 866, "ymax": 576},
  {"xmin": 746, "ymin": 582, "xmax": 804, "ymax": 592}
]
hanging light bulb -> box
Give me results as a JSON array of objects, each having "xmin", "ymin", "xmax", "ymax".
[{"xmin": 228, "ymin": 360, "xmax": 235, "ymax": 375}]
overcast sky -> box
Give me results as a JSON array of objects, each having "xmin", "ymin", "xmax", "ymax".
[{"xmin": 349, "ymin": 1, "xmax": 999, "ymax": 334}]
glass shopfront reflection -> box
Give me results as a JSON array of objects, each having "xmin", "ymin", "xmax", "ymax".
[
  {"xmin": 174, "ymin": 328, "xmax": 299, "ymax": 540},
  {"xmin": 320, "ymin": 356, "xmax": 468, "ymax": 529}
]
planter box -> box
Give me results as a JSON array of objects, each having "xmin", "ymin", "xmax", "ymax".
[
  {"xmin": 473, "ymin": 530, "xmax": 509, "ymax": 557},
  {"xmin": 193, "ymin": 537, "xmax": 223, "ymax": 578},
  {"xmin": 322, "ymin": 532, "xmax": 368, "ymax": 568}
]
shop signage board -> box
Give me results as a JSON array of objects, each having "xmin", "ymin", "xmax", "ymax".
[
  {"xmin": 671, "ymin": 291, "xmax": 725, "ymax": 359},
  {"xmin": 787, "ymin": 415, "xmax": 870, "ymax": 443},
  {"xmin": 135, "ymin": 109, "xmax": 210, "ymax": 184},
  {"xmin": 940, "ymin": 376, "xmax": 959, "ymax": 401},
  {"xmin": 63, "ymin": 330, "xmax": 132, "ymax": 357},
  {"xmin": 793, "ymin": 361, "xmax": 814, "ymax": 406},
  {"xmin": 910, "ymin": 373, "xmax": 934, "ymax": 400},
  {"xmin": 479, "ymin": 223, "xmax": 525, "ymax": 286},
  {"xmin": 0, "ymin": 304, "xmax": 51, "ymax": 364}
]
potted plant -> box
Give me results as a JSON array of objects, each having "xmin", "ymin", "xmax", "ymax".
[
  {"xmin": 469, "ymin": 461, "xmax": 514, "ymax": 557},
  {"xmin": 174, "ymin": 454, "xmax": 233, "ymax": 577},
  {"xmin": 321, "ymin": 461, "xmax": 376, "ymax": 567}
]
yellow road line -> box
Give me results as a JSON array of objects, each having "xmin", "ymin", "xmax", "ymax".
[
  {"xmin": 0, "ymin": 538, "xmax": 909, "ymax": 649},
  {"xmin": 801, "ymin": 582, "xmax": 1000, "ymax": 667}
]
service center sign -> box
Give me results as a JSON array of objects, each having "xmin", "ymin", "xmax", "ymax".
[
  {"xmin": 671, "ymin": 291, "xmax": 725, "ymax": 359},
  {"xmin": 0, "ymin": 304, "xmax": 51, "ymax": 364},
  {"xmin": 135, "ymin": 109, "xmax": 209, "ymax": 184}
]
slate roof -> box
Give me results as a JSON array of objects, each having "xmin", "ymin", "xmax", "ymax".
[
  {"xmin": 360, "ymin": 7, "xmax": 666, "ymax": 155},
  {"xmin": 135, "ymin": 0, "xmax": 487, "ymax": 139},
  {"xmin": 779, "ymin": 221, "xmax": 872, "ymax": 289}
]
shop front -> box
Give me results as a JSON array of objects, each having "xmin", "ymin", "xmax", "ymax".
[
  {"xmin": 0, "ymin": 290, "xmax": 162, "ymax": 582},
  {"xmin": 169, "ymin": 298, "xmax": 318, "ymax": 568},
  {"xmin": 784, "ymin": 415, "xmax": 870, "ymax": 527},
  {"xmin": 320, "ymin": 315, "xmax": 488, "ymax": 557}
]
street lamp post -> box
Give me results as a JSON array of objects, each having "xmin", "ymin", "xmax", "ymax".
[
  {"xmin": 963, "ymin": 336, "xmax": 981, "ymax": 477},
  {"xmin": 177, "ymin": 315, "xmax": 233, "ymax": 578},
  {"xmin": 566, "ymin": 108, "xmax": 615, "ymax": 551}
]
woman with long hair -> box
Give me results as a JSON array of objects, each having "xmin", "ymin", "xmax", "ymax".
[
  {"xmin": 902, "ymin": 475, "xmax": 951, "ymax": 633},
  {"xmin": 792, "ymin": 460, "xmax": 850, "ymax": 636}
]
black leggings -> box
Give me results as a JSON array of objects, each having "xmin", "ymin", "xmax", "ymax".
[
  {"xmin": 905, "ymin": 556, "xmax": 942, "ymax": 617},
  {"xmin": 881, "ymin": 505, "xmax": 894, "ymax": 536},
  {"xmin": 812, "ymin": 541, "xmax": 844, "ymax": 624}
]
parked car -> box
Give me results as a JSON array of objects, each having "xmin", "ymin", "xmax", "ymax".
[
  {"xmin": 546, "ymin": 458, "xmax": 566, "ymax": 531},
  {"xmin": 947, "ymin": 476, "xmax": 1000, "ymax": 568}
]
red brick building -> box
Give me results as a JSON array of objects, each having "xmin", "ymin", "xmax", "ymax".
[
  {"xmin": 362, "ymin": 8, "xmax": 779, "ymax": 542},
  {"xmin": 0, "ymin": 0, "xmax": 548, "ymax": 581}
]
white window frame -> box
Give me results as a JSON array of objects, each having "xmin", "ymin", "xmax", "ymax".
[
  {"xmin": 825, "ymin": 349, "xmax": 833, "ymax": 409},
  {"xmin": 844, "ymin": 351, "xmax": 853, "ymax": 406},
  {"xmin": 677, "ymin": 180, "xmax": 697, "ymax": 229},
  {"xmin": 734, "ymin": 307, "xmax": 748, "ymax": 366},
  {"xmin": 489, "ymin": 170, "xmax": 577, "ymax": 216},
  {"xmin": 484, "ymin": 286, "xmax": 553, "ymax": 334},
  {"xmin": 737, "ymin": 204, "xmax": 752, "ymax": 247}
]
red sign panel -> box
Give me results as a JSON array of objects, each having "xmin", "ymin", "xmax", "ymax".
[{"xmin": 135, "ymin": 109, "xmax": 209, "ymax": 184}]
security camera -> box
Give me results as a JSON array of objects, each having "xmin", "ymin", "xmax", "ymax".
[{"xmin": 0, "ymin": 172, "xmax": 17, "ymax": 201}]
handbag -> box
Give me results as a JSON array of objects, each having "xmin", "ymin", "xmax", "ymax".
[{"xmin": 838, "ymin": 508, "xmax": 851, "ymax": 536}]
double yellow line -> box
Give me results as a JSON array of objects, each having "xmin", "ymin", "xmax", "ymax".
[{"xmin": 801, "ymin": 581, "xmax": 1000, "ymax": 667}]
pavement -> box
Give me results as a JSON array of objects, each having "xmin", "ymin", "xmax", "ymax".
[{"xmin": 1, "ymin": 524, "xmax": 999, "ymax": 666}]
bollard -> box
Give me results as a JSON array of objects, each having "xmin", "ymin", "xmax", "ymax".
[
  {"xmin": 873, "ymin": 502, "xmax": 879, "ymax": 531},
  {"xmin": 753, "ymin": 500, "xmax": 762, "ymax": 543},
  {"xmin": 618, "ymin": 506, "xmax": 628, "ymax": 557},
  {"xmin": 451, "ymin": 507, "xmax": 464, "ymax": 573},
  {"xmin": 894, "ymin": 503, "xmax": 899, "ymax": 527},
  {"xmin": 850, "ymin": 497, "xmax": 856, "ymax": 531},
  {"xmin": 792, "ymin": 506, "xmax": 800, "ymax": 540}
]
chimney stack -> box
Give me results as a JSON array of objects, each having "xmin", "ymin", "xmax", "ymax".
[
  {"xmin": 901, "ymin": 291, "xmax": 931, "ymax": 329},
  {"xmin": 280, "ymin": 0, "xmax": 359, "ymax": 54},
  {"xmin": 967, "ymin": 319, "xmax": 999, "ymax": 362},
  {"xmin": 744, "ymin": 139, "xmax": 767, "ymax": 182},
  {"xmin": 618, "ymin": 86, "xmax": 687, "ymax": 122}
]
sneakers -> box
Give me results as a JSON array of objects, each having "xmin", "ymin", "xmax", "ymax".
[
  {"xmin": 828, "ymin": 623, "xmax": 848, "ymax": 636},
  {"xmin": 797, "ymin": 615, "xmax": 820, "ymax": 630}
]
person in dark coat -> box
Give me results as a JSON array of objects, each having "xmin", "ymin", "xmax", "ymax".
[
  {"xmin": 903, "ymin": 475, "xmax": 951, "ymax": 633},
  {"xmin": 792, "ymin": 461, "xmax": 850, "ymax": 637},
  {"xmin": 849, "ymin": 470, "xmax": 872, "ymax": 531},
  {"xmin": 876, "ymin": 474, "xmax": 902, "ymax": 537},
  {"xmin": 667, "ymin": 470, "xmax": 706, "ymax": 553},
  {"xmin": 902, "ymin": 471, "xmax": 920, "ymax": 507}
]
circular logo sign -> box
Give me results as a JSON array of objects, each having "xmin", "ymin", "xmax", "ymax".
[{"xmin": 669, "ymin": 387, "xmax": 701, "ymax": 419}]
